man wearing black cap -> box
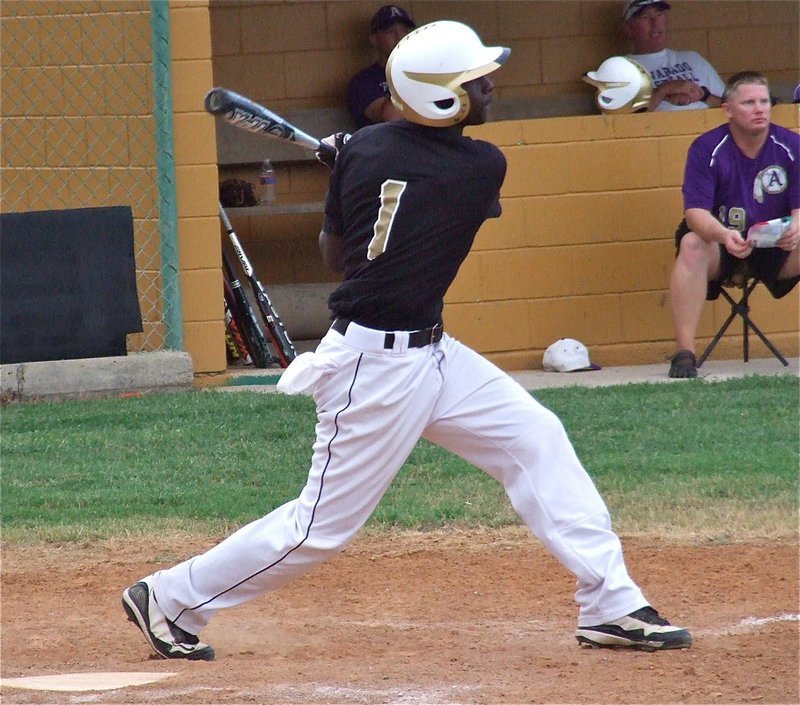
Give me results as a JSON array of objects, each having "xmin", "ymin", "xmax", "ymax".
[
  {"xmin": 347, "ymin": 5, "xmax": 416, "ymax": 128},
  {"xmin": 623, "ymin": 0, "xmax": 724, "ymax": 111}
]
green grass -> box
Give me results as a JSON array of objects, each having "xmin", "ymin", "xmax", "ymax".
[{"xmin": 1, "ymin": 376, "xmax": 798, "ymax": 542}]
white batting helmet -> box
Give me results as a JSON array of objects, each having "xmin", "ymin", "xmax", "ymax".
[
  {"xmin": 583, "ymin": 56, "xmax": 653, "ymax": 114},
  {"xmin": 386, "ymin": 21, "xmax": 511, "ymax": 127}
]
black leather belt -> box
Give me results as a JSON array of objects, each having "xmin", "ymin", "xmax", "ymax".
[{"xmin": 332, "ymin": 318, "xmax": 443, "ymax": 348}]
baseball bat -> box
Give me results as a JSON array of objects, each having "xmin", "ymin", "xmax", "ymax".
[
  {"xmin": 222, "ymin": 249, "xmax": 274, "ymax": 368},
  {"xmin": 224, "ymin": 320, "xmax": 249, "ymax": 365},
  {"xmin": 224, "ymin": 277, "xmax": 253, "ymax": 365},
  {"xmin": 219, "ymin": 204, "xmax": 297, "ymax": 368},
  {"xmin": 204, "ymin": 87, "xmax": 336, "ymax": 162}
]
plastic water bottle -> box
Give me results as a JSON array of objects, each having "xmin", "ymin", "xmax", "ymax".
[
  {"xmin": 258, "ymin": 158, "xmax": 276, "ymax": 205},
  {"xmin": 747, "ymin": 216, "xmax": 792, "ymax": 248}
]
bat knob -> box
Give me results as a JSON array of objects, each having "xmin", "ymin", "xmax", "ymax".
[{"xmin": 204, "ymin": 88, "xmax": 225, "ymax": 114}]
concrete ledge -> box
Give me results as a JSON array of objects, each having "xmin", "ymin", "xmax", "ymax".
[{"xmin": 0, "ymin": 351, "xmax": 194, "ymax": 401}]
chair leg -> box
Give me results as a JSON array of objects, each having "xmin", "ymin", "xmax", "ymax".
[
  {"xmin": 739, "ymin": 280, "xmax": 788, "ymax": 366},
  {"xmin": 742, "ymin": 316, "xmax": 789, "ymax": 366},
  {"xmin": 697, "ymin": 280, "xmax": 789, "ymax": 368},
  {"xmin": 697, "ymin": 289, "xmax": 738, "ymax": 368},
  {"xmin": 741, "ymin": 282, "xmax": 750, "ymax": 363}
]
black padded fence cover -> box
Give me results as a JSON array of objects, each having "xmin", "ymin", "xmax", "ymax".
[{"xmin": 1, "ymin": 206, "xmax": 143, "ymax": 364}]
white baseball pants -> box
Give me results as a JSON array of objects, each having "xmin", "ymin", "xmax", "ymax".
[{"xmin": 153, "ymin": 322, "xmax": 647, "ymax": 634}]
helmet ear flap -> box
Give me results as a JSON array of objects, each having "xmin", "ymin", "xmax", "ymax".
[
  {"xmin": 583, "ymin": 57, "xmax": 653, "ymax": 114},
  {"xmin": 385, "ymin": 59, "xmax": 472, "ymax": 125}
]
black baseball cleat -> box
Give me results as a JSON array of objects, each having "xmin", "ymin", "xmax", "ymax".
[
  {"xmin": 575, "ymin": 606, "xmax": 692, "ymax": 651},
  {"xmin": 122, "ymin": 580, "xmax": 215, "ymax": 661}
]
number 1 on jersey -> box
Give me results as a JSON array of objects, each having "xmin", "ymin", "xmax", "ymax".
[{"xmin": 368, "ymin": 179, "xmax": 407, "ymax": 261}]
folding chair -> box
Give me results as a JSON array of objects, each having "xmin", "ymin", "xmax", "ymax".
[{"xmin": 696, "ymin": 274, "xmax": 789, "ymax": 368}]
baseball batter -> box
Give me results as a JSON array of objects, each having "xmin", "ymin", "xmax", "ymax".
[{"xmin": 123, "ymin": 20, "xmax": 691, "ymax": 660}]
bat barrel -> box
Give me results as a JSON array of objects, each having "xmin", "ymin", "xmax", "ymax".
[{"xmin": 203, "ymin": 86, "xmax": 323, "ymax": 152}]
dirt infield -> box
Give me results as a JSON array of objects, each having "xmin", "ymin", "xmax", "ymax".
[{"xmin": 2, "ymin": 529, "xmax": 797, "ymax": 704}]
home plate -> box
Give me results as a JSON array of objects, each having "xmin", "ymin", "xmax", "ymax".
[{"xmin": 0, "ymin": 671, "xmax": 176, "ymax": 692}]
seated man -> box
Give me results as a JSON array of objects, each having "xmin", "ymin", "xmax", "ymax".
[
  {"xmin": 668, "ymin": 71, "xmax": 800, "ymax": 378},
  {"xmin": 623, "ymin": 0, "xmax": 724, "ymax": 111},
  {"xmin": 347, "ymin": 5, "xmax": 415, "ymax": 129}
]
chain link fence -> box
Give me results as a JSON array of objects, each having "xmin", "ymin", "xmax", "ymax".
[{"xmin": 1, "ymin": 0, "xmax": 182, "ymax": 352}]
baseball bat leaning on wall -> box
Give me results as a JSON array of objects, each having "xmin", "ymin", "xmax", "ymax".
[
  {"xmin": 204, "ymin": 87, "xmax": 336, "ymax": 163},
  {"xmin": 222, "ymin": 249, "xmax": 274, "ymax": 368},
  {"xmin": 224, "ymin": 275, "xmax": 255, "ymax": 365},
  {"xmin": 219, "ymin": 204, "xmax": 297, "ymax": 368}
]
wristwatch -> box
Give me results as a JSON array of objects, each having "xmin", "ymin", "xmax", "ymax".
[{"xmin": 700, "ymin": 86, "xmax": 711, "ymax": 102}]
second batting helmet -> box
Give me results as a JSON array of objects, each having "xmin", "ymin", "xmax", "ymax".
[{"xmin": 583, "ymin": 56, "xmax": 653, "ymax": 114}]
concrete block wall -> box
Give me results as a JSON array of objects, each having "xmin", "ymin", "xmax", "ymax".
[
  {"xmin": 206, "ymin": 1, "xmax": 799, "ymax": 372},
  {"xmin": 209, "ymin": 0, "xmax": 799, "ymax": 113},
  {"xmin": 0, "ymin": 0, "xmax": 227, "ymax": 374},
  {"xmin": 169, "ymin": 1, "xmax": 228, "ymax": 374},
  {"xmin": 3, "ymin": 1, "xmax": 797, "ymax": 375},
  {"xmin": 456, "ymin": 105, "xmax": 800, "ymax": 369},
  {"xmin": 208, "ymin": 0, "xmax": 799, "ymax": 210},
  {"xmin": 0, "ymin": 0, "xmax": 165, "ymax": 347},
  {"xmin": 209, "ymin": 0, "xmax": 800, "ymax": 296}
]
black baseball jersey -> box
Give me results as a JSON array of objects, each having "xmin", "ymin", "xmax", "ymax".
[{"xmin": 323, "ymin": 120, "xmax": 506, "ymax": 330}]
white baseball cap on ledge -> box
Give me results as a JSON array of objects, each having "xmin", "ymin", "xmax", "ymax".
[{"xmin": 542, "ymin": 338, "xmax": 601, "ymax": 373}]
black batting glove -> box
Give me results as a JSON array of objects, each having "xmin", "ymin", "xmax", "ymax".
[{"xmin": 315, "ymin": 132, "xmax": 351, "ymax": 169}]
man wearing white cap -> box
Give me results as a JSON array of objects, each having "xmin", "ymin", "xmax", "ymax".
[{"xmin": 623, "ymin": 0, "xmax": 724, "ymax": 111}]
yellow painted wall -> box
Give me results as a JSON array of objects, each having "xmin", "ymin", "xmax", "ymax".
[
  {"xmin": 0, "ymin": 0, "xmax": 226, "ymax": 374},
  {"xmin": 170, "ymin": 0, "xmax": 227, "ymax": 374},
  {"xmin": 0, "ymin": 0, "xmax": 168, "ymax": 350},
  {"xmin": 210, "ymin": 0, "xmax": 800, "ymax": 296},
  {"xmin": 209, "ymin": 0, "xmax": 799, "ymax": 112},
  {"xmin": 2, "ymin": 1, "xmax": 797, "ymax": 376},
  {"xmin": 204, "ymin": 1, "xmax": 798, "ymax": 372},
  {"xmin": 459, "ymin": 106, "xmax": 800, "ymax": 369}
]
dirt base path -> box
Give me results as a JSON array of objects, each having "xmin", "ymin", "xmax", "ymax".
[{"xmin": 2, "ymin": 529, "xmax": 797, "ymax": 704}]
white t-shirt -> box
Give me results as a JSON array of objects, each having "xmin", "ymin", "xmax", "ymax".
[{"xmin": 627, "ymin": 48, "xmax": 725, "ymax": 111}]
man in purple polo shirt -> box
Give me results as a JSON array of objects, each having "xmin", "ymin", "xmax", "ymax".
[
  {"xmin": 347, "ymin": 5, "xmax": 415, "ymax": 129},
  {"xmin": 668, "ymin": 71, "xmax": 800, "ymax": 378}
]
